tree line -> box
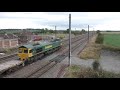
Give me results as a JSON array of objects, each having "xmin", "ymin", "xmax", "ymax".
[{"xmin": 0, "ymin": 28, "xmax": 87, "ymax": 35}]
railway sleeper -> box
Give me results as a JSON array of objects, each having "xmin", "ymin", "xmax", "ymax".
[
  {"xmin": 49, "ymin": 55, "xmax": 61, "ymax": 62},
  {"xmin": 50, "ymin": 55, "xmax": 66, "ymax": 63},
  {"xmin": 56, "ymin": 56, "xmax": 67, "ymax": 63}
]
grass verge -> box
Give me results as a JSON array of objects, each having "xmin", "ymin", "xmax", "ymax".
[
  {"xmin": 79, "ymin": 34, "xmax": 102, "ymax": 60},
  {"xmin": 64, "ymin": 65, "xmax": 120, "ymax": 78}
]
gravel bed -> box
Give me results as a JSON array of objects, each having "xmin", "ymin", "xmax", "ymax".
[{"xmin": 99, "ymin": 50, "xmax": 120, "ymax": 74}]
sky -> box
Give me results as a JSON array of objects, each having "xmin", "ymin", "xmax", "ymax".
[{"xmin": 0, "ymin": 12, "xmax": 120, "ymax": 31}]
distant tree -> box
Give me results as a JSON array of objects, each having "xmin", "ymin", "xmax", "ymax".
[
  {"xmin": 96, "ymin": 30, "xmax": 100, "ymax": 34},
  {"xmin": 45, "ymin": 28, "xmax": 48, "ymax": 30},
  {"xmin": 66, "ymin": 29, "xmax": 69, "ymax": 33},
  {"xmin": 0, "ymin": 31, "xmax": 6, "ymax": 34},
  {"xmin": 41, "ymin": 29, "xmax": 45, "ymax": 33},
  {"xmin": 62, "ymin": 30, "xmax": 66, "ymax": 34},
  {"xmin": 81, "ymin": 29, "xmax": 86, "ymax": 34},
  {"xmin": 44, "ymin": 28, "xmax": 49, "ymax": 33},
  {"xmin": 49, "ymin": 30, "xmax": 54, "ymax": 33},
  {"xmin": 106, "ymin": 30, "xmax": 111, "ymax": 32}
]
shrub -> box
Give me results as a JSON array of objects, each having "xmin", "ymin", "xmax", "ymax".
[
  {"xmin": 92, "ymin": 60, "xmax": 100, "ymax": 71},
  {"xmin": 95, "ymin": 33, "xmax": 104, "ymax": 44}
]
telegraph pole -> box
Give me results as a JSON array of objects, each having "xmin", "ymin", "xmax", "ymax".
[
  {"xmin": 88, "ymin": 25, "xmax": 89, "ymax": 43},
  {"xmin": 68, "ymin": 14, "xmax": 71, "ymax": 66},
  {"xmin": 55, "ymin": 26, "xmax": 56, "ymax": 38}
]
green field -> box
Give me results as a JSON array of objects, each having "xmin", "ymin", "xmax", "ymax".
[{"xmin": 103, "ymin": 34, "xmax": 120, "ymax": 47}]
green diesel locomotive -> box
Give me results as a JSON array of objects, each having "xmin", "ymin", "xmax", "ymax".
[{"xmin": 18, "ymin": 38, "xmax": 62, "ymax": 62}]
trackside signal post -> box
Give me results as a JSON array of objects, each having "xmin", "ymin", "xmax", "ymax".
[{"xmin": 68, "ymin": 14, "xmax": 71, "ymax": 66}]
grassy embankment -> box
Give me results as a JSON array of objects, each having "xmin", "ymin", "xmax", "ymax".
[
  {"xmin": 64, "ymin": 65, "xmax": 120, "ymax": 78},
  {"xmin": 79, "ymin": 32, "xmax": 120, "ymax": 59},
  {"xmin": 79, "ymin": 33, "xmax": 103, "ymax": 60}
]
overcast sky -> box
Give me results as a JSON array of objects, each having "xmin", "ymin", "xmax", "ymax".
[{"xmin": 0, "ymin": 12, "xmax": 120, "ymax": 31}]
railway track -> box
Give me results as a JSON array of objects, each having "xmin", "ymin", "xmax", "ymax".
[
  {"xmin": 0, "ymin": 34, "xmax": 87, "ymax": 64},
  {"xmin": 57, "ymin": 33, "xmax": 89, "ymax": 53},
  {"xmin": 0, "ymin": 53, "xmax": 18, "ymax": 64},
  {"xmin": 62, "ymin": 34, "xmax": 86, "ymax": 46},
  {"xmin": 24, "ymin": 34, "xmax": 92, "ymax": 78},
  {"xmin": 4, "ymin": 33, "xmax": 91, "ymax": 78},
  {"xmin": 1, "ymin": 33, "xmax": 94, "ymax": 77}
]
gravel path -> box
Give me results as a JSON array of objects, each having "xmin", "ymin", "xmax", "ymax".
[{"xmin": 99, "ymin": 50, "xmax": 120, "ymax": 74}]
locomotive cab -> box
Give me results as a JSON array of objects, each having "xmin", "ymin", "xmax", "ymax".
[{"xmin": 18, "ymin": 46, "xmax": 33, "ymax": 61}]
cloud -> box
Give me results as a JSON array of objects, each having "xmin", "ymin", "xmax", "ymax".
[
  {"xmin": 0, "ymin": 12, "xmax": 120, "ymax": 30},
  {"xmin": 94, "ymin": 19, "xmax": 120, "ymax": 30}
]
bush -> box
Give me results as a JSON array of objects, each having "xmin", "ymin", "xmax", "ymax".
[
  {"xmin": 96, "ymin": 30, "xmax": 100, "ymax": 33},
  {"xmin": 92, "ymin": 60, "xmax": 100, "ymax": 71},
  {"xmin": 95, "ymin": 33, "xmax": 104, "ymax": 44}
]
